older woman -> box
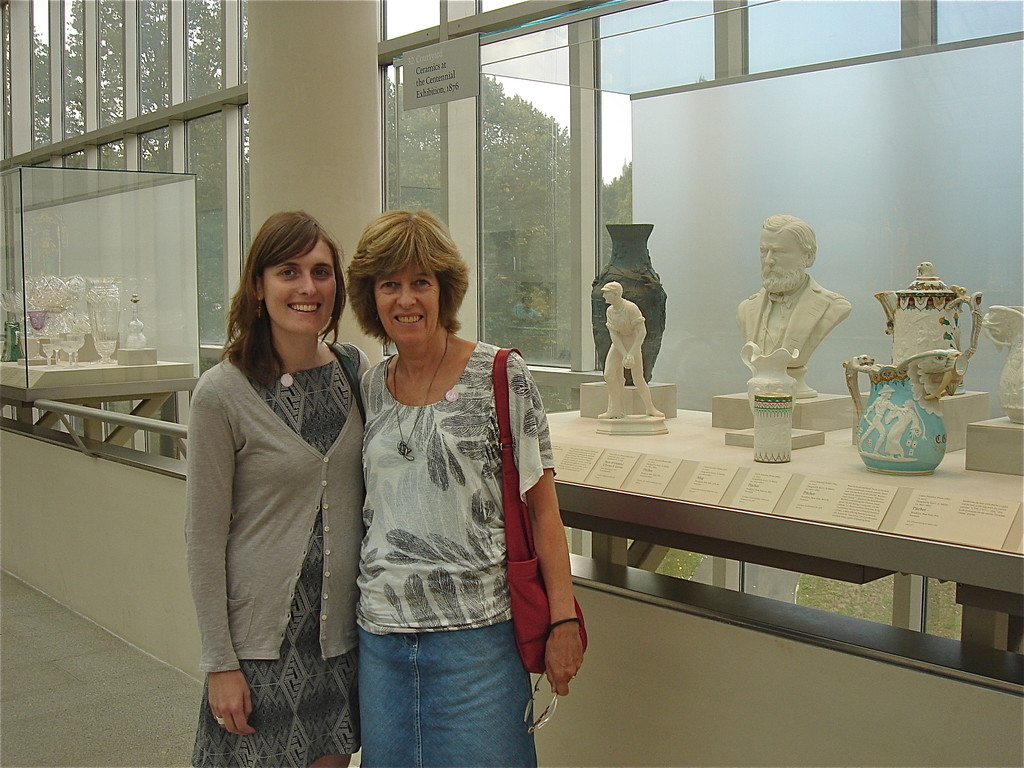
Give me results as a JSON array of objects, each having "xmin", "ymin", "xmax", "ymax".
[
  {"xmin": 347, "ymin": 210, "xmax": 584, "ymax": 768},
  {"xmin": 186, "ymin": 211, "xmax": 367, "ymax": 767}
]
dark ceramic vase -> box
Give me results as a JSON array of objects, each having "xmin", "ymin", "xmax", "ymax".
[{"xmin": 592, "ymin": 223, "xmax": 666, "ymax": 384}]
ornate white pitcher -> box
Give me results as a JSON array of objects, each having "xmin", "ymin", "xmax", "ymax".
[
  {"xmin": 741, "ymin": 341, "xmax": 798, "ymax": 413},
  {"xmin": 874, "ymin": 262, "xmax": 982, "ymax": 396},
  {"xmin": 982, "ymin": 306, "xmax": 1024, "ymax": 423}
]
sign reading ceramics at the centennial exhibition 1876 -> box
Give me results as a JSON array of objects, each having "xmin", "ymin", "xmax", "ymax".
[{"xmin": 403, "ymin": 34, "xmax": 480, "ymax": 110}]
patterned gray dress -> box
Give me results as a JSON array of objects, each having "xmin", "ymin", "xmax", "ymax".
[{"xmin": 192, "ymin": 360, "xmax": 359, "ymax": 768}]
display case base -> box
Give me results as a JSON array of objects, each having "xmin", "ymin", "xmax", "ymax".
[
  {"xmin": 712, "ymin": 392, "xmax": 854, "ymax": 432},
  {"xmin": 580, "ymin": 381, "xmax": 677, "ymax": 419},
  {"xmin": 1, "ymin": 359, "xmax": 193, "ymax": 389},
  {"xmin": 965, "ymin": 418, "xmax": 1024, "ymax": 476},
  {"xmin": 596, "ymin": 415, "xmax": 669, "ymax": 435},
  {"xmin": 117, "ymin": 348, "xmax": 158, "ymax": 365},
  {"xmin": 724, "ymin": 427, "xmax": 826, "ymax": 450}
]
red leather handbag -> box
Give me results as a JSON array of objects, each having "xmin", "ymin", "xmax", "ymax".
[{"xmin": 493, "ymin": 348, "xmax": 587, "ymax": 674}]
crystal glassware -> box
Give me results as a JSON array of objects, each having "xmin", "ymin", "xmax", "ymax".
[
  {"xmin": 59, "ymin": 332, "xmax": 86, "ymax": 368},
  {"xmin": 86, "ymin": 278, "xmax": 120, "ymax": 365},
  {"xmin": 40, "ymin": 337, "xmax": 59, "ymax": 366},
  {"xmin": 26, "ymin": 310, "xmax": 49, "ymax": 363}
]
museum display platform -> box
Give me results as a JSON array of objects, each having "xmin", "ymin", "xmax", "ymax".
[{"xmin": 547, "ymin": 409, "xmax": 1023, "ymax": 650}]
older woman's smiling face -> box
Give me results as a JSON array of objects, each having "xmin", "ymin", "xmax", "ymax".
[{"xmin": 374, "ymin": 264, "xmax": 442, "ymax": 346}]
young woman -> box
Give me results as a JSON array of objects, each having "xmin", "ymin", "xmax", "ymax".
[{"xmin": 186, "ymin": 212, "xmax": 368, "ymax": 768}]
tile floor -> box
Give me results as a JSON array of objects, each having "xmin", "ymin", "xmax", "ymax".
[{"xmin": 1, "ymin": 571, "xmax": 201, "ymax": 767}]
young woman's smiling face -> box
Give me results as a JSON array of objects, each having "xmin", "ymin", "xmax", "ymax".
[
  {"xmin": 374, "ymin": 264, "xmax": 442, "ymax": 346},
  {"xmin": 257, "ymin": 239, "xmax": 336, "ymax": 344}
]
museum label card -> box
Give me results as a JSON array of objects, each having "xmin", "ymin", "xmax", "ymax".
[
  {"xmin": 786, "ymin": 478, "xmax": 896, "ymax": 529},
  {"xmin": 623, "ymin": 454, "xmax": 683, "ymax": 496},
  {"xmin": 585, "ymin": 450, "xmax": 642, "ymax": 490},
  {"xmin": 669, "ymin": 462, "xmax": 739, "ymax": 505},
  {"xmin": 552, "ymin": 443, "xmax": 604, "ymax": 484},
  {"xmin": 893, "ymin": 490, "xmax": 1021, "ymax": 549},
  {"xmin": 403, "ymin": 34, "xmax": 480, "ymax": 110},
  {"xmin": 731, "ymin": 469, "xmax": 793, "ymax": 514}
]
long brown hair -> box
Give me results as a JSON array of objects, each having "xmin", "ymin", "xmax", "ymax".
[{"xmin": 223, "ymin": 211, "xmax": 345, "ymax": 384}]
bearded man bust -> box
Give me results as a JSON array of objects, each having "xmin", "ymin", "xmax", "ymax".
[{"xmin": 736, "ymin": 214, "xmax": 852, "ymax": 398}]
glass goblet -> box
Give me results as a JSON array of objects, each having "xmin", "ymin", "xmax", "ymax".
[
  {"xmin": 40, "ymin": 337, "xmax": 59, "ymax": 366},
  {"xmin": 60, "ymin": 333, "xmax": 85, "ymax": 368},
  {"xmin": 26, "ymin": 310, "xmax": 48, "ymax": 362},
  {"xmin": 94, "ymin": 338, "xmax": 118, "ymax": 365}
]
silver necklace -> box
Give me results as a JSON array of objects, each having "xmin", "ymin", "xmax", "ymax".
[{"xmin": 393, "ymin": 334, "xmax": 449, "ymax": 461}]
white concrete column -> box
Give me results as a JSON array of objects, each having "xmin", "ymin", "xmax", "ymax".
[{"xmin": 248, "ymin": 0, "xmax": 382, "ymax": 355}]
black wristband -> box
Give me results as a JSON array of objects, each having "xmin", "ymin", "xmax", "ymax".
[{"xmin": 548, "ymin": 617, "xmax": 581, "ymax": 633}]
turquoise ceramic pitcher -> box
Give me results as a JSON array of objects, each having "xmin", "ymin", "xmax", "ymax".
[{"xmin": 844, "ymin": 349, "xmax": 961, "ymax": 475}]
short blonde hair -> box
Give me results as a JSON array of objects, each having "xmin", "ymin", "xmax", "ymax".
[{"xmin": 347, "ymin": 210, "xmax": 469, "ymax": 343}]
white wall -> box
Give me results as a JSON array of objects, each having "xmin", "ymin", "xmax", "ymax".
[
  {"xmin": 633, "ymin": 41, "xmax": 1023, "ymax": 413},
  {"xmin": 0, "ymin": 432, "xmax": 200, "ymax": 679},
  {"xmin": 537, "ymin": 583, "xmax": 1024, "ymax": 767}
]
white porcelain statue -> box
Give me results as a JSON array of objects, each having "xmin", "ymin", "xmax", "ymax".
[
  {"xmin": 599, "ymin": 281, "xmax": 664, "ymax": 420},
  {"xmin": 982, "ymin": 305, "xmax": 1024, "ymax": 423},
  {"xmin": 736, "ymin": 214, "xmax": 851, "ymax": 398}
]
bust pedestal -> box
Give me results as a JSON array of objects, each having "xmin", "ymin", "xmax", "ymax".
[
  {"xmin": 935, "ymin": 391, "xmax": 991, "ymax": 452},
  {"xmin": 712, "ymin": 392, "xmax": 854, "ymax": 432},
  {"xmin": 966, "ymin": 417, "xmax": 1024, "ymax": 475},
  {"xmin": 117, "ymin": 347, "xmax": 158, "ymax": 366}
]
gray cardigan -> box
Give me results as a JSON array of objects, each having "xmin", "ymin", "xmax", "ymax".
[{"xmin": 185, "ymin": 359, "xmax": 365, "ymax": 673}]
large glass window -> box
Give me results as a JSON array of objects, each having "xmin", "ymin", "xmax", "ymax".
[
  {"xmin": 98, "ymin": 0, "xmax": 125, "ymax": 127},
  {"xmin": 138, "ymin": 0, "xmax": 170, "ymax": 114},
  {"xmin": 187, "ymin": 113, "xmax": 227, "ymax": 345},
  {"xmin": 3, "ymin": 3, "xmax": 12, "ymax": 158},
  {"xmin": 384, "ymin": 65, "xmax": 442, "ymax": 213},
  {"xmin": 63, "ymin": 150, "xmax": 86, "ymax": 169},
  {"xmin": 63, "ymin": 0, "xmax": 85, "ymax": 139},
  {"xmin": 385, "ymin": 0, "xmax": 439, "ymax": 40},
  {"xmin": 480, "ymin": 29, "xmax": 573, "ymax": 366},
  {"xmin": 938, "ymin": 0, "xmax": 1024, "ymax": 43},
  {"xmin": 748, "ymin": 0, "xmax": 900, "ymax": 73},
  {"xmin": 598, "ymin": 1, "xmax": 714, "ymax": 94},
  {"xmin": 98, "ymin": 140, "xmax": 126, "ymax": 170},
  {"xmin": 139, "ymin": 127, "xmax": 171, "ymax": 172},
  {"xmin": 187, "ymin": 0, "xmax": 224, "ymax": 100},
  {"xmin": 31, "ymin": 0, "xmax": 50, "ymax": 147},
  {"xmin": 241, "ymin": 104, "xmax": 250, "ymax": 252}
]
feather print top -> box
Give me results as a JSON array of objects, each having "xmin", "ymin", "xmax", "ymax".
[{"xmin": 356, "ymin": 343, "xmax": 553, "ymax": 634}]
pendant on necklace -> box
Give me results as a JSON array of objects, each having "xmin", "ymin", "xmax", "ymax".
[
  {"xmin": 280, "ymin": 373, "xmax": 294, "ymax": 387},
  {"xmin": 397, "ymin": 440, "xmax": 414, "ymax": 461},
  {"xmin": 445, "ymin": 388, "xmax": 459, "ymax": 402}
]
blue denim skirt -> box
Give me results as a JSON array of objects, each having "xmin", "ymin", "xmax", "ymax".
[{"xmin": 358, "ymin": 621, "xmax": 537, "ymax": 768}]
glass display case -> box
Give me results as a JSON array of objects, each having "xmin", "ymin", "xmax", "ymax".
[{"xmin": 0, "ymin": 166, "xmax": 198, "ymax": 400}]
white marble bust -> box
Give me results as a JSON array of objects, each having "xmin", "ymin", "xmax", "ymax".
[
  {"xmin": 599, "ymin": 281, "xmax": 664, "ymax": 420},
  {"xmin": 736, "ymin": 214, "xmax": 851, "ymax": 398}
]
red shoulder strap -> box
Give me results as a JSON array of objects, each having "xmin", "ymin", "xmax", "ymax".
[{"xmin": 492, "ymin": 348, "xmax": 536, "ymax": 561}]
